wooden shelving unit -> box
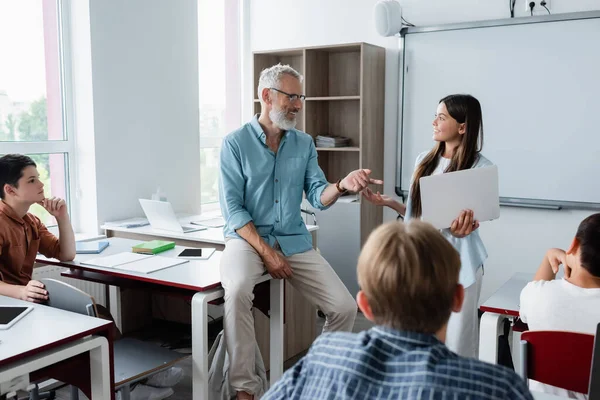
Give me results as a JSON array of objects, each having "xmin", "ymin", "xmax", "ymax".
[{"xmin": 253, "ymin": 42, "xmax": 385, "ymax": 245}]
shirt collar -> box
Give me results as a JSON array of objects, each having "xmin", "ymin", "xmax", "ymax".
[
  {"xmin": 250, "ymin": 114, "xmax": 290, "ymax": 147},
  {"xmin": 371, "ymin": 326, "xmax": 445, "ymax": 347},
  {"xmin": 0, "ymin": 200, "xmax": 25, "ymax": 225}
]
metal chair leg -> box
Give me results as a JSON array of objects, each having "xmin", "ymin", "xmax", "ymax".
[
  {"xmin": 70, "ymin": 385, "xmax": 79, "ymax": 400},
  {"xmin": 29, "ymin": 386, "xmax": 39, "ymax": 400},
  {"xmin": 119, "ymin": 385, "xmax": 131, "ymax": 400}
]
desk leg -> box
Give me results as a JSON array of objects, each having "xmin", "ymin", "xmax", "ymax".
[
  {"xmin": 478, "ymin": 312, "xmax": 507, "ymax": 363},
  {"xmin": 89, "ymin": 337, "xmax": 111, "ymax": 399},
  {"xmin": 192, "ymin": 289, "xmax": 224, "ymax": 400},
  {"xmin": 269, "ymin": 279, "xmax": 284, "ymax": 386},
  {"xmin": 108, "ymin": 285, "xmax": 122, "ymax": 332}
]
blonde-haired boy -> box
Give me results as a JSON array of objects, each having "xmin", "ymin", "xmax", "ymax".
[{"xmin": 263, "ymin": 221, "xmax": 533, "ymax": 399}]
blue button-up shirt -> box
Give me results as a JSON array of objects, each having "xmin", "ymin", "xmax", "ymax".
[
  {"xmin": 219, "ymin": 115, "xmax": 330, "ymax": 256},
  {"xmin": 263, "ymin": 327, "xmax": 533, "ymax": 400}
]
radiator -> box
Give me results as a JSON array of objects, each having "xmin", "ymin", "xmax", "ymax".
[{"xmin": 32, "ymin": 264, "xmax": 107, "ymax": 306}]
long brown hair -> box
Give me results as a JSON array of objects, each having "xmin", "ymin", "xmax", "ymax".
[{"xmin": 409, "ymin": 94, "xmax": 484, "ymax": 219}]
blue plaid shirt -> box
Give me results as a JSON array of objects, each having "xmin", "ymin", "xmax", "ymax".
[{"xmin": 263, "ymin": 327, "xmax": 533, "ymax": 400}]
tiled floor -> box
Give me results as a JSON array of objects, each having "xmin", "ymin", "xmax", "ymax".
[{"xmin": 54, "ymin": 312, "xmax": 373, "ymax": 400}]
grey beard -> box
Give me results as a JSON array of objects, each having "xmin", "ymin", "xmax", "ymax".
[{"xmin": 269, "ymin": 107, "xmax": 297, "ymax": 131}]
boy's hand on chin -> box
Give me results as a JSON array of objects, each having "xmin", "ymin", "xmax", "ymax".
[{"xmin": 38, "ymin": 197, "xmax": 68, "ymax": 219}]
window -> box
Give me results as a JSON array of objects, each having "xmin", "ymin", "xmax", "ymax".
[
  {"xmin": 198, "ymin": 0, "xmax": 243, "ymax": 210},
  {"xmin": 0, "ymin": 0, "xmax": 73, "ymax": 227}
]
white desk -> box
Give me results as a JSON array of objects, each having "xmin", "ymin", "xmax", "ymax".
[
  {"xmin": 101, "ymin": 218, "xmax": 319, "ymax": 367},
  {"xmin": 37, "ymin": 237, "xmax": 284, "ymax": 400},
  {"xmin": 0, "ymin": 295, "xmax": 113, "ymax": 399},
  {"xmin": 101, "ymin": 216, "xmax": 318, "ymax": 248},
  {"xmin": 479, "ymin": 272, "xmax": 530, "ymax": 363}
]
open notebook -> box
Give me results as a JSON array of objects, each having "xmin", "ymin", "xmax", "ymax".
[{"xmin": 81, "ymin": 252, "xmax": 188, "ymax": 274}]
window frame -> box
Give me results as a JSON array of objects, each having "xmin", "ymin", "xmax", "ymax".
[
  {"xmin": 198, "ymin": 0, "xmax": 246, "ymax": 213},
  {"xmin": 1, "ymin": 0, "xmax": 78, "ymax": 229}
]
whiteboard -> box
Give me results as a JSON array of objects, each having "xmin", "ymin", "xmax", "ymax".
[{"xmin": 396, "ymin": 13, "xmax": 600, "ymax": 208}]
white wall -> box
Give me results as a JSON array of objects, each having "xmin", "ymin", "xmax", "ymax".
[
  {"xmin": 87, "ymin": 0, "xmax": 201, "ymax": 226},
  {"xmin": 67, "ymin": 0, "xmax": 97, "ymax": 234},
  {"xmin": 251, "ymin": 0, "xmax": 600, "ymax": 301}
]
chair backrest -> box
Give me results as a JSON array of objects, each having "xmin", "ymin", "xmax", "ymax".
[
  {"xmin": 40, "ymin": 278, "xmax": 99, "ymax": 318},
  {"xmin": 588, "ymin": 324, "xmax": 600, "ymax": 399},
  {"xmin": 521, "ymin": 330, "xmax": 595, "ymax": 394}
]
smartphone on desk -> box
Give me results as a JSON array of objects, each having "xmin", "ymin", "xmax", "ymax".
[
  {"xmin": 177, "ymin": 248, "xmax": 215, "ymax": 260},
  {"xmin": 178, "ymin": 249, "xmax": 203, "ymax": 257}
]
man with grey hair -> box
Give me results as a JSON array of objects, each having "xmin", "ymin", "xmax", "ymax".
[{"xmin": 219, "ymin": 63, "xmax": 383, "ymax": 399}]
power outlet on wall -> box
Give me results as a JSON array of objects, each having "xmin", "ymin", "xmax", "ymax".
[{"xmin": 524, "ymin": 0, "xmax": 551, "ymax": 14}]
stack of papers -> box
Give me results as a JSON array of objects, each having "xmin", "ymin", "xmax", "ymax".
[
  {"xmin": 81, "ymin": 252, "xmax": 188, "ymax": 274},
  {"xmin": 315, "ymin": 135, "xmax": 351, "ymax": 148}
]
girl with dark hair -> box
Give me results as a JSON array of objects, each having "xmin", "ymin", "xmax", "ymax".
[{"xmin": 363, "ymin": 94, "xmax": 493, "ymax": 358}]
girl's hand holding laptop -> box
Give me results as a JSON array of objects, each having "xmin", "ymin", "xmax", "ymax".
[{"xmin": 450, "ymin": 209, "xmax": 479, "ymax": 238}]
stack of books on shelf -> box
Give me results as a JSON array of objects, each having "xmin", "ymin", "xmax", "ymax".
[{"xmin": 315, "ymin": 135, "xmax": 351, "ymax": 148}]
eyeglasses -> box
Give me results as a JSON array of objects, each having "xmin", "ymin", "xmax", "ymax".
[{"xmin": 269, "ymin": 87, "xmax": 306, "ymax": 102}]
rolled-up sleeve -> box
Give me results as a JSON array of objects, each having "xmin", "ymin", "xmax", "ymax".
[
  {"xmin": 219, "ymin": 139, "xmax": 253, "ymax": 231},
  {"xmin": 304, "ymin": 141, "xmax": 330, "ymax": 210},
  {"xmin": 35, "ymin": 217, "xmax": 61, "ymax": 259}
]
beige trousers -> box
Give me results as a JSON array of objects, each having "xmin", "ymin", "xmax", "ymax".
[
  {"xmin": 446, "ymin": 266, "xmax": 484, "ymax": 358},
  {"xmin": 220, "ymin": 238, "xmax": 357, "ymax": 394}
]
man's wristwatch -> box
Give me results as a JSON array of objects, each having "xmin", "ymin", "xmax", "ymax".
[{"xmin": 335, "ymin": 179, "xmax": 347, "ymax": 194}]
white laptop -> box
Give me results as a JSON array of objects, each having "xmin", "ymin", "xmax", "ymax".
[
  {"xmin": 419, "ymin": 165, "xmax": 500, "ymax": 230},
  {"xmin": 0, "ymin": 305, "xmax": 33, "ymax": 330},
  {"xmin": 139, "ymin": 199, "xmax": 206, "ymax": 234}
]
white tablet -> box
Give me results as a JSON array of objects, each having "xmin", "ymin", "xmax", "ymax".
[
  {"xmin": 0, "ymin": 305, "xmax": 33, "ymax": 330},
  {"xmin": 420, "ymin": 165, "xmax": 500, "ymax": 230}
]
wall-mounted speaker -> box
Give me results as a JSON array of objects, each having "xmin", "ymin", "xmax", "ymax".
[{"xmin": 374, "ymin": 0, "xmax": 403, "ymax": 37}]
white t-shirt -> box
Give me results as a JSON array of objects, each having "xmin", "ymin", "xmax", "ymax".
[
  {"xmin": 520, "ymin": 279, "xmax": 600, "ymax": 399},
  {"xmin": 433, "ymin": 156, "xmax": 451, "ymax": 175}
]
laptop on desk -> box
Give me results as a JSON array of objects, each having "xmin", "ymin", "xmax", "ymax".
[{"xmin": 139, "ymin": 199, "xmax": 206, "ymax": 234}]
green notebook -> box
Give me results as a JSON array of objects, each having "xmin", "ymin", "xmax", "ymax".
[{"xmin": 132, "ymin": 240, "xmax": 175, "ymax": 255}]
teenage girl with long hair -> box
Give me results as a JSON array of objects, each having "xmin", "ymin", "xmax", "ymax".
[{"xmin": 363, "ymin": 94, "xmax": 493, "ymax": 357}]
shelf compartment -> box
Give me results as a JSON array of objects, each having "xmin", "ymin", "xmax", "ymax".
[
  {"xmin": 304, "ymin": 100, "xmax": 360, "ymax": 148},
  {"xmin": 305, "ymin": 46, "xmax": 361, "ymax": 98},
  {"xmin": 317, "ymin": 150, "xmax": 359, "ymax": 184}
]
